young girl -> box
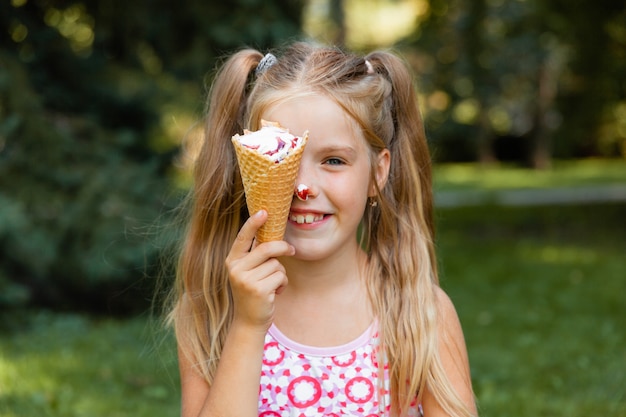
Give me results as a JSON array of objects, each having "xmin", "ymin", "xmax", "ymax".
[{"xmin": 168, "ymin": 41, "xmax": 477, "ymax": 417}]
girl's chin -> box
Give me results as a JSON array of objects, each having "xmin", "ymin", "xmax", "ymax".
[{"xmin": 281, "ymin": 237, "xmax": 327, "ymax": 261}]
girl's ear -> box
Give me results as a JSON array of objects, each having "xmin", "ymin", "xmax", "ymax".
[{"xmin": 369, "ymin": 148, "xmax": 391, "ymax": 197}]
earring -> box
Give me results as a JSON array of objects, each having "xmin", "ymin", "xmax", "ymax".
[{"xmin": 368, "ymin": 197, "xmax": 378, "ymax": 207}]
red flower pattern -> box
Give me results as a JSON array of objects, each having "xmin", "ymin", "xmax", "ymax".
[{"xmin": 257, "ymin": 327, "xmax": 421, "ymax": 416}]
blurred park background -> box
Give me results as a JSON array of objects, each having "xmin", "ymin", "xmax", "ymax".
[{"xmin": 0, "ymin": 0, "xmax": 624, "ymax": 416}]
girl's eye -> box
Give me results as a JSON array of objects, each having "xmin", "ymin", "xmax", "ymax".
[{"xmin": 324, "ymin": 158, "xmax": 344, "ymax": 166}]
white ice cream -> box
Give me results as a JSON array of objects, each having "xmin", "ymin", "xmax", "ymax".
[{"xmin": 234, "ymin": 124, "xmax": 304, "ymax": 163}]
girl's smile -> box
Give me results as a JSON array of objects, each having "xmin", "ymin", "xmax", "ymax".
[
  {"xmin": 262, "ymin": 93, "xmax": 383, "ymax": 262},
  {"xmin": 288, "ymin": 210, "xmax": 326, "ymax": 225}
]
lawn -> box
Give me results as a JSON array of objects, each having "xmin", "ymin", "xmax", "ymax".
[
  {"xmin": 0, "ymin": 314, "xmax": 180, "ymax": 417},
  {"xmin": 1, "ymin": 161, "xmax": 624, "ymax": 417},
  {"xmin": 437, "ymin": 203, "xmax": 625, "ymax": 416},
  {"xmin": 433, "ymin": 158, "xmax": 626, "ymax": 191}
]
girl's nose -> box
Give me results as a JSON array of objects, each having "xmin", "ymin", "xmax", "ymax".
[{"xmin": 294, "ymin": 159, "xmax": 317, "ymax": 200}]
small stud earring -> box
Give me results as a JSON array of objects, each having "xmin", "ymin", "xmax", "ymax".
[{"xmin": 369, "ymin": 198, "xmax": 378, "ymax": 207}]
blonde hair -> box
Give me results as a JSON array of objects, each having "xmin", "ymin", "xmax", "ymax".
[{"xmin": 168, "ymin": 42, "xmax": 472, "ymax": 416}]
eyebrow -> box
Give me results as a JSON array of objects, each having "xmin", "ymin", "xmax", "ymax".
[{"xmin": 316, "ymin": 145, "xmax": 358, "ymax": 157}]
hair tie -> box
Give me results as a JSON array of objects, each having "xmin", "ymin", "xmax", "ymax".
[
  {"xmin": 255, "ymin": 53, "xmax": 277, "ymax": 77},
  {"xmin": 365, "ymin": 59, "xmax": 375, "ymax": 74}
]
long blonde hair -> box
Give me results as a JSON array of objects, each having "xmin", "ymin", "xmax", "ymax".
[{"xmin": 169, "ymin": 42, "xmax": 471, "ymax": 416}]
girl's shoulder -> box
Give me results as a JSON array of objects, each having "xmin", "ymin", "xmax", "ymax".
[
  {"xmin": 421, "ymin": 286, "xmax": 477, "ymax": 415},
  {"xmin": 434, "ymin": 286, "xmax": 460, "ymax": 324},
  {"xmin": 433, "ymin": 286, "xmax": 467, "ymax": 352}
]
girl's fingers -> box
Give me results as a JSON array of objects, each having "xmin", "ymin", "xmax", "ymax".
[
  {"xmin": 230, "ymin": 210, "xmax": 268, "ymax": 257},
  {"xmin": 245, "ymin": 266, "xmax": 288, "ymax": 296},
  {"xmin": 225, "ymin": 211, "xmax": 294, "ymax": 328},
  {"xmin": 229, "ymin": 210, "xmax": 295, "ymax": 261},
  {"xmin": 248, "ymin": 258, "xmax": 286, "ymax": 282},
  {"xmin": 261, "ymin": 270, "xmax": 289, "ymax": 298},
  {"xmin": 228, "ymin": 244, "xmax": 293, "ymax": 291}
]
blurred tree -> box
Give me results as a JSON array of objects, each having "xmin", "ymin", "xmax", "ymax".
[
  {"xmin": 0, "ymin": 0, "xmax": 304, "ymax": 314},
  {"xmin": 546, "ymin": 0, "xmax": 626, "ymax": 159},
  {"xmin": 329, "ymin": 0, "xmax": 347, "ymax": 46},
  {"xmin": 400, "ymin": 0, "xmax": 626, "ymax": 165},
  {"xmin": 87, "ymin": 0, "xmax": 304, "ymax": 79}
]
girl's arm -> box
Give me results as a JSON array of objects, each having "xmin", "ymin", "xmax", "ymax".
[
  {"xmin": 178, "ymin": 321, "xmax": 267, "ymax": 417},
  {"xmin": 178, "ymin": 210, "xmax": 294, "ymax": 417},
  {"xmin": 422, "ymin": 287, "xmax": 478, "ymax": 417}
]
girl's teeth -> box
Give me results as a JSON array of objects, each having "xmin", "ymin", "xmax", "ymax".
[{"xmin": 291, "ymin": 214, "xmax": 323, "ymax": 224}]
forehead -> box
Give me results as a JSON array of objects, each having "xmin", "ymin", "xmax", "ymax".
[{"xmin": 261, "ymin": 94, "xmax": 365, "ymax": 149}]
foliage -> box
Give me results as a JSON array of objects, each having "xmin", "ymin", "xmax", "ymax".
[
  {"xmin": 81, "ymin": 0, "xmax": 305, "ymax": 80},
  {"xmin": 0, "ymin": 50, "xmax": 172, "ymax": 313},
  {"xmin": 0, "ymin": 0, "xmax": 304, "ymax": 313},
  {"xmin": 1, "ymin": 0, "xmax": 623, "ymax": 316},
  {"xmin": 1, "ymin": 203, "xmax": 624, "ymax": 416},
  {"xmin": 398, "ymin": 0, "xmax": 626, "ymax": 165}
]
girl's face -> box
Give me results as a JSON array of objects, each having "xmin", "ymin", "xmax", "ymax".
[{"xmin": 262, "ymin": 93, "xmax": 389, "ymax": 262}]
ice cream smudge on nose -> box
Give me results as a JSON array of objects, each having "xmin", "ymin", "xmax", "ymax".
[{"xmin": 295, "ymin": 183, "xmax": 310, "ymax": 201}]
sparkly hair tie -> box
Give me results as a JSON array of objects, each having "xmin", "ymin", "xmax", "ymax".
[{"xmin": 255, "ymin": 53, "xmax": 277, "ymax": 77}]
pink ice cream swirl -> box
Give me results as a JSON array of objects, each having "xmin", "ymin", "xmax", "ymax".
[{"xmin": 234, "ymin": 125, "xmax": 303, "ymax": 163}]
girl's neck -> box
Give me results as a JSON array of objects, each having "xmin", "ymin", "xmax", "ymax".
[
  {"xmin": 279, "ymin": 245, "xmax": 368, "ymax": 295},
  {"xmin": 273, "ymin": 247, "xmax": 373, "ymax": 347}
]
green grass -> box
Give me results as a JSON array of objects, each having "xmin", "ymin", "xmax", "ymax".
[
  {"xmin": 0, "ymin": 313, "xmax": 180, "ymax": 417},
  {"xmin": 437, "ymin": 204, "xmax": 626, "ymax": 417},
  {"xmin": 1, "ymin": 160, "xmax": 625, "ymax": 417},
  {"xmin": 434, "ymin": 158, "xmax": 626, "ymax": 191}
]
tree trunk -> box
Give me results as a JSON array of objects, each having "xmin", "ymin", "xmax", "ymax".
[
  {"xmin": 529, "ymin": 60, "xmax": 558, "ymax": 169},
  {"xmin": 329, "ymin": 0, "xmax": 346, "ymax": 47}
]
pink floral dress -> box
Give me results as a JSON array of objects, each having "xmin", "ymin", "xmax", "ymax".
[{"xmin": 258, "ymin": 323, "xmax": 422, "ymax": 417}]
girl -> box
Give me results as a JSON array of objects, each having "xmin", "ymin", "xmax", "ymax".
[{"xmin": 168, "ymin": 41, "xmax": 477, "ymax": 417}]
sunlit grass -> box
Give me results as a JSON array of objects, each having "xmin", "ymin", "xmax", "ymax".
[
  {"xmin": 434, "ymin": 159, "xmax": 626, "ymax": 191},
  {"xmin": 0, "ymin": 314, "xmax": 179, "ymax": 417}
]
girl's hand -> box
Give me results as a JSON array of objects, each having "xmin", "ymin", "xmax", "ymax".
[{"xmin": 225, "ymin": 210, "xmax": 294, "ymax": 331}]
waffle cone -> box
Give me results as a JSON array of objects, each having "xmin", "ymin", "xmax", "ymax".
[{"xmin": 232, "ymin": 131, "xmax": 308, "ymax": 242}]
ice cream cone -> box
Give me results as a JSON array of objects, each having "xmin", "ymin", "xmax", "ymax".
[{"xmin": 232, "ymin": 129, "xmax": 308, "ymax": 242}]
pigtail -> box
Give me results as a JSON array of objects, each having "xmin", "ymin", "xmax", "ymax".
[
  {"xmin": 365, "ymin": 52, "xmax": 472, "ymax": 417},
  {"xmin": 204, "ymin": 49, "xmax": 264, "ymax": 142},
  {"xmin": 171, "ymin": 49, "xmax": 263, "ymax": 383},
  {"xmin": 366, "ymin": 52, "xmax": 435, "ymax": 244}
]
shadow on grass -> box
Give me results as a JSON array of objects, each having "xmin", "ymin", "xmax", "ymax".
[{"xmin": 437, "ymin": 203, "xmax": 626, "ymax": 416}]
